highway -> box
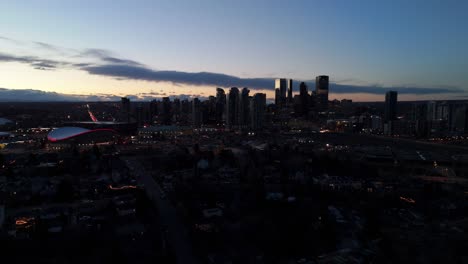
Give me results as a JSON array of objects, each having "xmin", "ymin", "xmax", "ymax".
[{"xmin": 122, "ymin": 156, "xmax": 199, "ymax": 264}]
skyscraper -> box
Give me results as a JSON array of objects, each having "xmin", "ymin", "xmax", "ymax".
[
  {"xmin": 149, "ymin": 99, "xmax": 158, "ymax": 125},
  {"xmin": 275, "ymin": 88, "xmax": 281, "ymax": 107},
  {"xmin": 121, "ymin": 97, "xmax": 131, "ymax": 123},
  {"xmin": 275, "ymin": 78, "xmax": 287, "ymax": 106},
  {"xmin": 315, "ymin": 75, "xmax": 329, "ymax": 110},
  {"xmin": 192, "ymin": 97, "xmax": 202, "ymax": 127},
  {"xmin": 180, "ymin": 99, "xmax": 190, "ymax": 124},
  {"xmin": 384, "ymin": 91, "xmax": 398, "ymax": 122},
  {"xmin": 299, "ymin": 82, "xmax": 308, "ymax": 95},
  {"xmin": 427, "ymin": 101, "xmax": 437, "ymax": 121},
  {"xmin": 287, "ymin": 79, "xmax": 293, "ymax": 103},
  {"xmin": 448, "ymin": 103, "xmax": 468, "ymax": 133},
  {"xmin": 226, "ymin": 87, "xmax": 240, "ymax": 128},
  {"xmin": 136, "ymin": 103, "xmax": 145, "ymax": 127},
  {"xmin": 207, "ymin": 96, "xmax": 217, "ymax": 124},
  {"xmin": 161, "ymin": 97, "xmax": 172, "ymax": 125},
  {"xmin": 172, "ymin": 98, "xmax": 181, "ymax": 123},
  {"xmin": 239, "ymin": 87, "xmax": 250, "ymax": 128},
  {"xmin": 215, "ymin": 88, "xmax": 226, "ymax": 124},
  {"xmin": 250, "ymin": 93, "xmax": 266, "ymax": 130},
  {"xmin": 299, "ymin": 82, "xmax": 309, "ymax": 115}
]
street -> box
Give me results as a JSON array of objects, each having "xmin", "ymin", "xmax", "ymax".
[{"xmin": 122, "ymin": 156, "xmax": 199, "ymax": 264}]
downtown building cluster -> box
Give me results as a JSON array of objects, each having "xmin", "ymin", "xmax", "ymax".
[
  {"xmin": 123, "ymin": 75, "xmax": 331, "ymax": 131},
  {"xmin": 274, "ymin": 76, "xmax": 330, "ymax": 115},
  {"xmin": 123, "ymin": 88, "xmax": 268, "ymax": 131},
  {"xmin": 407, "ymin": 99, "xmax": 468, "ymax": 137},
  {"xmin": 335, "ymin": 90, "xmax": 468, "ymax": 138},
  {"xmin": 118, "ymin": 77, "xmax": 468, "ymax": 139}
]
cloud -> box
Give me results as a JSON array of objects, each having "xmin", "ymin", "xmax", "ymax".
[
  {"xmin": 0, "ymin": 36, "xmax": 12, "ymax": 41},
  {"xmin": 0, "ymin": 53, "xmax": 33, "ymax": 63},
  {"xmin": 34, "ymin": 41, "xmax": 59, "ymax": 51},
  {"xmin": 0, "ymin": 36, "xmax": 466, "ymax": 97},
  {"xmin": 0, "ymin": 52, "xmax": 69, "ymax": 70},
  {"xmin": 79, "ymin": 48, "xmax": 111, "ymax": 58},
  {"xmin": 137, "ymin": 91, "xmax": 167, "ymax": 97},
  {"xmin": 0, "ymin": 35, "xmax": 20, "ymax": 44},
  {"xmin": 72, "ymin": 63, "xmax": 93, "ymax": 67},
  {"xmin": 32, "ymin": 62, "xmax": 57, "ymax": 70},
  {"xmin": 0, "ymin": 49, "xmax": 464, "ymax": 95},
  {"xmin": 81, "ymin": 64, "xmax": 273, "ymax": 88},
  {"xmin": 81, "ymin": 64, "xmax": 464, "ymax": 95},
  {"xmin": 328, "ymin": 83, "xmax": 463, "ymax": 95},
  {"xmin": 0, "ymin": 88, "xmax": 119, "ymax": 101},
  {"xmin": 79, "ymin": 48, "xmax": 143, "ymax": 66},
  {"xmin": 0, "ymin": 88, "xmax": 182, "ymax": 102},
  {"xmin": 100, "ymin": 56, "xmax": 143, "ymax": 66}
]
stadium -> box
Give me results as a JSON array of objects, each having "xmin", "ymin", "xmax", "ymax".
[
  {"xmin": 47, "ymin": 127, "xmax": 119, "ymax": 149},
  {"xmin": 62, "ymin": 121, "xmax": 137, "ymax": 135},
  {"xmin": 0, "ymin": 117, "xmax": 14, "ymax": 131},
  {"xmin": 61, "ymin": 104, "xmax": 138, "ymax": 135}
]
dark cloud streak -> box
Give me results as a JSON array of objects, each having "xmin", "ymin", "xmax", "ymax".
[
  {"xmin": 82, "ymin": 64, "xmax": 273, "ymax": 89},
  {"xmin": 34, "ymin": 41, "xmax": 59, "ymax": 51},
  {"xmin": 82, "ymin": 64, "xmax": 464, "ymax": 95},
  {"xmin": 0, "ymin": 52, "xmax": 67, "ymax": 70},
  {"xmin": 329, "ymin": 83, "xmax": 463, "ymax": 95},
  {"xmin": 0, "ymin": 88, "xmax": 120, "ymax": 102},
  {"xmin": 79, "ymin": 48, "xmax": 143, "ymax": 66},
  {"xmin": 0, "ymin": 36, "xmax": 466, "ymax": 96}
]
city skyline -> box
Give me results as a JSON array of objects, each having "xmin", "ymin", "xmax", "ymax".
[
  {"xmin": 1, "ymin": 0, "xmax": 468, "ymax": 102},
  {"xmin": 2, "ymin": 2, "xmax": 468, "ymax": 263}
]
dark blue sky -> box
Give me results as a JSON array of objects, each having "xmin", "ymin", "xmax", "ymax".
[{"xmin": 0, "ymin": 0, "xmax": 467, "ymax": 101}]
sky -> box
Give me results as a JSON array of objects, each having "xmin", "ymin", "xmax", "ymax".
[{"xmin": 0, "ymin": 0, "xmax": 467, "ymax": 101}]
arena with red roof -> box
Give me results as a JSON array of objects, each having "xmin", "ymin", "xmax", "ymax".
[{"xmin": 47, "ymin": 127, "xmax": 118, "ymax": 148}]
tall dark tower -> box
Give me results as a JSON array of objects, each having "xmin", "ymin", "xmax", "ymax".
[
  {"xmin": 384, "ymin": 91, "xmax": 398, "ymax": 122},
  {"xmin": 315, "ymin": 75, "xmax": 329, "ymax": 110},
  {"xmin": 287, "ymin": 79, "xmax": 293, "ymax": 103},
  {"xmin": 239, "ymin": 87, "xmax": 250, "ymax": 128},
  {"xmin": 275, "ymin": 88, "xmax": 281, "ymax": 106},
  {"xmin": 215, "ymin": 88, "xmax": 226, "ymax": 124},
  {"xmin": 275, "ymin": 78, "xmax": 287, "ymax": 107},
  {"xmin": 136, "ymin": 103, "xmax": 144, "ymax": 127},
  {"xmin": 121, "ymin": 97, "xmax": 131, "ymax": 123},
  {"xmin": 161, "ymin": 97, "xmax": 172, "ymax": 125},
  {"xmin": 299, "ymin": 82, "xmax": 309, "ymax": 115},
  {"xmin": 299, "ymin": 82, "xmax": 308, "ymax": 96},
  {"xmin": 192, "ymin": 97, "xmax": 202, "ymax": 127},
  {"xmin": 226, "ymin": 87, "xmax": 240, "ymax": 128},
  {"xmin": 149, "ymin": 99, "xmax": 158, "ymax": 124},
  {"xmin": 250, "ymin": 93, "xmax": 266, "ymax": 130}
]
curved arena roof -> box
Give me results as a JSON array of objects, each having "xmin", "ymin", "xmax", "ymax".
[
  {"xmin": 0, "ymin": 118, "xmax": 13, "ymax": 125},
  {"xmin": 48, "ymin": 127, "xmax": 117, "ymax": 142},
  {"xmin": 0, "ymin": 132, "xmax": 11, "ymax": 137}
]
